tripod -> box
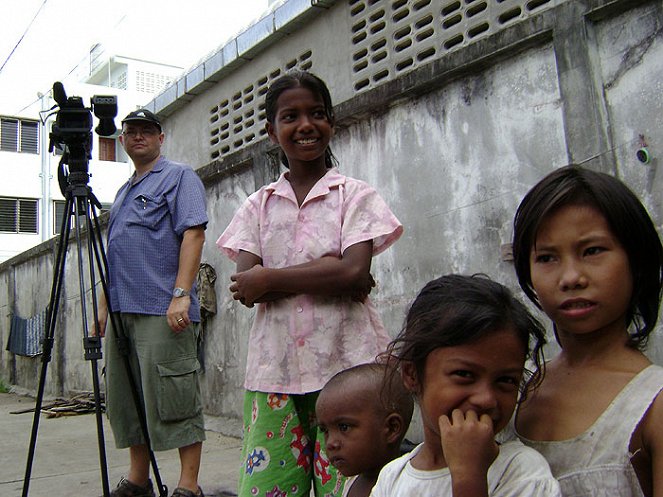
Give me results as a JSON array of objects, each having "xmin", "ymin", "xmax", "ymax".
[{"xmin": 21, "ymin": 160, "xmax": 168, "ymax": 497}]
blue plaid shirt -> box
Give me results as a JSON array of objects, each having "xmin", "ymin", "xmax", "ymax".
[{"xmin": 107, "ymin": 156, "xmax": 208, "ymax": 321}]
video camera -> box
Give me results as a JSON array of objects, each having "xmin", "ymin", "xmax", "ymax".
[{"xmin": 48, "ymin": 81, "xmax": 118, "ymax": 188}]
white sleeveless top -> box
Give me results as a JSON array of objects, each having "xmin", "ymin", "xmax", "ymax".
[{"xmin": 517, "ymin": 364, "xmax": 663, "ymax": 497}]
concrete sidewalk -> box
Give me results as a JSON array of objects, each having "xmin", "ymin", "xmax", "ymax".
[{"xmin": 0, "ymin": 391, "xmax": 241, "ymax": 497}]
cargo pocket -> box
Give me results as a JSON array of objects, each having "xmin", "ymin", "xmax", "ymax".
[{"xmin": 156, "ymin": 356, "xmax": 201, "ymax": 422}]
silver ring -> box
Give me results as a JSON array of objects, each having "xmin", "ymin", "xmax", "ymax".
[{"xmin": 177, "ymin": 318, "xmax": 184, "ymax": 323}]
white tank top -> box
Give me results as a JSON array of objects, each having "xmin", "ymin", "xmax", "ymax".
[{"xmin": 518, "ymin": 364, "xmax": 663, "ymax": 497}]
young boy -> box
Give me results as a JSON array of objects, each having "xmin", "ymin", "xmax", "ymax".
[{"xmin": 316, "ymin": 363, "xmax": 414, "ymax": 497}]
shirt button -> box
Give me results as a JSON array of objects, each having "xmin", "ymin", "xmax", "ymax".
[
  {"xmin": 297, "ymin": 307, "xmax": 303, "ymax": 313},
  {"xmin": 297, "ymin": 247, "xmax": 303, "ymax": 253}
]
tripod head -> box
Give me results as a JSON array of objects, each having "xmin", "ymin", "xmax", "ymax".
[{"xmin": 47, "ymin": 81, "xmax": 118, "ymax": 193}]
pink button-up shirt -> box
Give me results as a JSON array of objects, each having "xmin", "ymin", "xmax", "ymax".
[{"xmin": 217, "ymin": 168, "xmax": 403, "ymax": 393}]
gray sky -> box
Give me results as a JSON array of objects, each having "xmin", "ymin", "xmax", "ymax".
[{"xmin": 0, "ymin": 0, "xmax": 268, "ymax": 115}]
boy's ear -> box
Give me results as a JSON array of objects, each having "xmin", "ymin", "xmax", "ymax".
[
  {"xmin": 401, "ymin": 361, "xmax": 420, "ymax": 394},
  {"xmin": 383, "ymin": 413, "xmax": 405, "ymax": 445}
]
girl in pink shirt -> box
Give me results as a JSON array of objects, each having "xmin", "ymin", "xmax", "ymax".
[{"xmin": 217, "ymin": 71, "xmax": 402, "ymax": 497}]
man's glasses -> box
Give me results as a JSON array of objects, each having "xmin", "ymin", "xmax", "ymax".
[{"xmin": 122, "ymin": 127, "xmax": 160, "ymax": 138}]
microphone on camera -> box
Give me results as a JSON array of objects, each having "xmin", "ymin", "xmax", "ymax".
[{"xmin": 52, "ymin": 81, "xmax": 67, "ymax": 107}]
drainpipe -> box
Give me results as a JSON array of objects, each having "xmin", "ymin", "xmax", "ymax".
[{"xmin": 38, "ymin": 92, "xmax": 54, "ymax": 243}]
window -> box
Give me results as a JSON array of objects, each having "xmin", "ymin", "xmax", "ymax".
[
  {"xmin": 0, "ymin": 197, "xmax": 38, "ymax": 233},
  {"xmin": 98, "ymin": 137, "xmax": 116, "ymax": 161},
  {"xmin": 90, "ymin": 43, "xmax": 105, "ymax": 75},
  {"xmin": 0, "ymin": 117, "xmax": 39, "ymax": 153},
  {"xmin": 54, "ymin": 200, "xmax": 67, "ymax": 235},
  {"xmin": 112, "ymin": 71, "xmax": 127, "ymax": 90},
  {"xmin": 54, "ymin": 200, "xmax": 112, "ymax": 235},
  {"xmin": 135, "ymin": 70, "xmax": 173, "ymax": 94},
  {"xmin": 20, "ymin": 121, "xmax": 38, "ymax": 153},
  {"xmin": 1, "ymin": 118, "xmax": 18, "ymax": 151}
]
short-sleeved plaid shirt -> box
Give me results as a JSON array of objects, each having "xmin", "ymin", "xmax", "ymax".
[{"xmin": 107, "ymin": 156, "xmax": 208, "ymax": 321}]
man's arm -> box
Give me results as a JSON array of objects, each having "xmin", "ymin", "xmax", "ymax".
[
  {"xmin": 92, "ymin": 291, "xmax": 108, "ymax": 337},
  {"xmin": 167, "ymin": 225, "xmax": 205, "ymax": 332}
]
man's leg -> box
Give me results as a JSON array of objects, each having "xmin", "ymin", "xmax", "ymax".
[
  {"xmin": 176, "ymin": 441, "xmax": 202, "ymax": 493},
  {"xmin": 109, "ymin": 441, "xmax": 154, "ymax": 496},
  {"xmin": 117, "ymin": 315, "xmax": 204, "ymax": 495},
  {"xmin": 106, "ymin": 313, "xmax": 154, "ymax": 495},
  {"xmin": 127, "ymin": 444, "xmax": 151, "ymax": 487}
]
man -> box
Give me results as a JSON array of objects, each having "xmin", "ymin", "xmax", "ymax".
[{"xmin": 96, "ymin": 109, "xmax": 207, "ymax": 497}]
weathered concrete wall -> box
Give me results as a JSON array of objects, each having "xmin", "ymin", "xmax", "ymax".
[
  {"xmin": 2, "ymin": 0, "xmax": 663, "ymax": 438},
  {"xmin": 0, "ymin": 230, "xmax": 111, "ymax": 399}
]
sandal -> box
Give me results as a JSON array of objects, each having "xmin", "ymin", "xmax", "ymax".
[
  {"xmin": 170, "ymin": 486, "xmax": 204, "ymax": 497},
  {"xmin": 109, "ymin": 477, "xmax": 155, "ymax": 497}
]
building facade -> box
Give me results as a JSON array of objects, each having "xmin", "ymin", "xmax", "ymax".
[{"xmin": 0, "ymin": 45, "xmax": 183, "ymax": 262}]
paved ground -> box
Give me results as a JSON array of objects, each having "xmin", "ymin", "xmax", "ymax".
[{"xmin": 0, "ymin": 391, "xmax": 241, "ymax": 497}]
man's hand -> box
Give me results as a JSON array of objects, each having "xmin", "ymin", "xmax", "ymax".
[
  {"xmin": 92, "ymin": 308, "xmax": 108, "ymax": 337},
  {"xmin": 91, "ymin": 294, "xmax": 109, "ymax": 337},
  {"xmin": 167, "ymin": 296, "xmax": 191, "ymax": 333}
]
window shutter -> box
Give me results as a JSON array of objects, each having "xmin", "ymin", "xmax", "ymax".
[
  {"xmin": 54, "ymin": 200, "xmax": 66, "ymax": 235},
  {"xmin": 98, "ymin": 137, "xmax": 116, "ymax": 161},
  {"xmin": 1, "ymin": 118, "xmax": 18, "ymax": 152},
  {"xmin": 0, "ymin": 198, "xmax": 38, "ymax": 233},
  {"xmin": 0, "ymin": 198, "xmax": 17, "ymax": 231},
  {"xmin": 20, "ymin": 121, "xmax": 39, "ymax": 154},
  {"xmin": 18, "ymin": 199, "xmax": 38, "ymax": 233}
]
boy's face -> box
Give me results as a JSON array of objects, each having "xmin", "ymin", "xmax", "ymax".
[{"xmin": 316, "ymin": 384, "xmax": 390, "ymax": 477}]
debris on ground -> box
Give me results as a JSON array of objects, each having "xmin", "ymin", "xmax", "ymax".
[{"xmin": 9, "ymin": 392, "xmax": 105, "ymax": 417}]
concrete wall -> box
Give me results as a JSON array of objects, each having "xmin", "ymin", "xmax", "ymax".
[{"xmin": 2, "ymin": 0, "xmax": 663, "ymax": 437}]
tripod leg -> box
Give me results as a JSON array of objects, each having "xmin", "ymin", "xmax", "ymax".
[
  {"xmin": 22, "ymin": 195, "xmax": 73, "ymax": 497},
  {"xmin": 89, "ymin": 199, "xmax": 168, "ymax": 497},
  {"xmin": 75, "ymin": 196, "xmax": 111, "ymax": 497}
]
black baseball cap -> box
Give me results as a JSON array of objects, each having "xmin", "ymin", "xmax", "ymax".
[{"xmin": 121, "ymin": 109, "xmax": 162, "ymax": 132}]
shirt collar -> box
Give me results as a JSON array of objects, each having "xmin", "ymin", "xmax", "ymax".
[
  {"xmin": 131, "ymin": 156, "xmax": 165, "ymax": 186},
  {"xmin": 268, "ymin": 167, "xmax": 345, "ymax": 204}
]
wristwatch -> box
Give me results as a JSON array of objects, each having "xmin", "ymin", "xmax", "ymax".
[{"xmin": 173, "ymin": 287, "xmax": 190, "ymax": 298}]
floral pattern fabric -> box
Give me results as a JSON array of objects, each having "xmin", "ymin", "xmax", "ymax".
[
  {"xmin": 217, "ymin": 168, "xmax": 403, "ymax": 393},
  {"xmin": 238, "ymin": 391, "xmax": 344, "ymax": 497}
]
